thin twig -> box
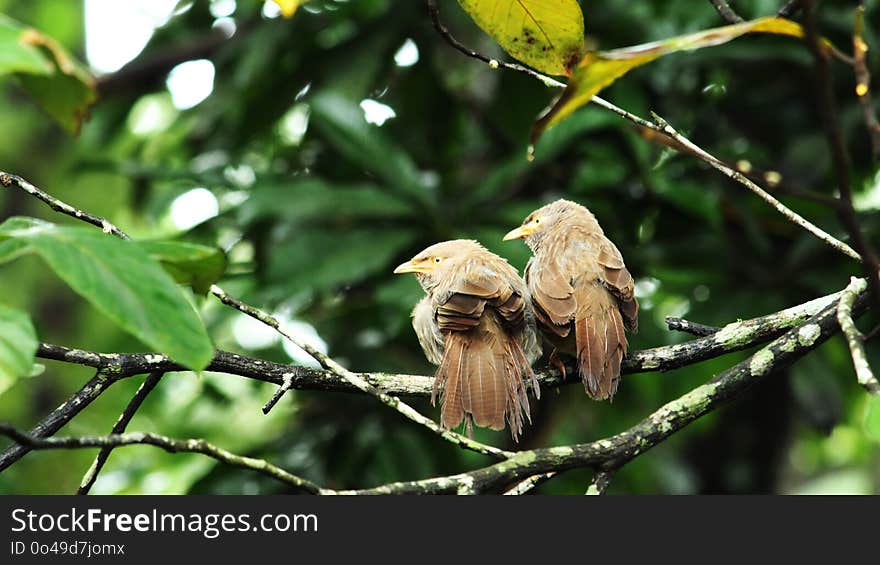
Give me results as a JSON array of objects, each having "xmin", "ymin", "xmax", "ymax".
[
  {"xmin": 802, "ymin": 0, "xmax": 880, "ymax": 309},
  {"xmin": 837, "ymin": 277, "xmax": 879, "ymax": 394},
  {"xmin": 585, "ymin": 469, "xmax": 616, "ymax": 495},
  {"xmin": 0, "ymin": 371, "xmax": 119, "ymax": 472},
  {"xmin": 5, "ymin": 166, "xmax": 511, "ymax": 459},
  {"xmin": 708, "ymin": 0, "xmax": 744, "ymax": 24},
  {"xmin": 209, "ymin": 286, "xmax": 513, "ymax": 459},
  {"xmin": 0, "ymin": 172, "xmax": 129, "ymax": 239},
  {"xmin": 650, "ymin": 113, "xmax": 862, "ymax": 262},
  {"xmin": 77, "ymin": 372, "xmax": 164, "ymax": 495},
  {"xmin": 665, "ymin": 317, "xmax": 721, "ymax": 337},
  {"xmin": 0, "ymin": 424, "xmax": 324, "ymax": 494},
  {"xmin": 503, "ymin": 472, "xmax": 557, "ymax": 495},
  {"xmin": 425, "ymin": 0, "xmax": 565, "ymax": 88},
  {"xmin": 0, "ymin": 170, "xmax": 511, "ymax": 460},
  {"xmin": 262, "ymin": 372, "xmax": 295, "ymax": 414},
  {"xmin": 778, "ymin": 0, "xmax": 801, "ymax": 19},
  {"xmin": 423, "ymin": 4, "xmax": 863, "ymax": 263},
  {"xmin": 852, "ymin": 4, "xmax": 880, "ymax": 161}
]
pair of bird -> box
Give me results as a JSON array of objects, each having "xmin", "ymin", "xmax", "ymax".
[{"xmin": 393, "ymin": 199, "xmax": 639, "ymax": 441}]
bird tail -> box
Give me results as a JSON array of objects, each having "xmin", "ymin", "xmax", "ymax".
[
  {"xmin": 432, "ymin": 316, "xmax": 533, "ymax": 441},
  {"xmin": 574, "ymin": 283, "xmax": 628, "ymax": 400}
]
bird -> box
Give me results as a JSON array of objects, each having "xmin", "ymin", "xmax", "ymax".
[
  {"xmin": 503, "ymin": 199, "xmax": 638, "ymax": 400},
  {"xmin": 393, "ymin": 239, "xmax": 541, "ymax": 441}
]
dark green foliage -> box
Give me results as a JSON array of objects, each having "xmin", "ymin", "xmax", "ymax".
[{"xmin": 0, "ymin": 0, "xmax": 877, "ymax": 494}]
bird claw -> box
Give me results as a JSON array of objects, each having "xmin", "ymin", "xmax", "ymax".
[{"xmin": 549, "ymin": 349, "xmax": 567, "ymax": 380}]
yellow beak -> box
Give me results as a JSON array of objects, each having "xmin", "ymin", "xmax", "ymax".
[
  {"xmin": 502, "ymin": 225, "xmax": 534, "ymax": 241},
  {"xmin": 393, "ymin": 260, "xmax": 430, "ymax": 274}
]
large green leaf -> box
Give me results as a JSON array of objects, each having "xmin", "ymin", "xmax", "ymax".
[
  {"xmin": 0, "ymin": 238, "xmax": 30, "ymax": 264},
  {"xmin": 0, "ymin": 218, "xmax": 213, "ymax": 370},
  {"xmin": 0, "ymin": 15, "xmax": 96, "ymax": 134},
  {"xmin": 241, "ymin": 178, "xmax": 413, "ymax": 224},
  {"xmin": 531, "ymin": 17, "xmax": 816, "ymax": 144},
  {"xmin": 137, "ymin": 241, "xmax": 227, "ymax": 295},
  {"xmin": 457, "ymin": 0, "xmax": 585, "ymax": 76},
  {"xmin": 269, "ymin": 228, "xmax": 416, "ymax": 293},
  {"xmin": 0, "ymin": 304, "xmax": 38, "ymax": 396}
]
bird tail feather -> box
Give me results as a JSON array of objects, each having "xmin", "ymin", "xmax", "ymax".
[
  {"xmin": 574, "ymin": 284, "xmax": 628, "ymax": 400},
  {"xmin": 434, "ymin": 316, "xmax": 533, "ymax": 441}
]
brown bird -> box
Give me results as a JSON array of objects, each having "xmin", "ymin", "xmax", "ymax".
[
  {"xmin": 394, "ymin": 240, "xmax": 540, "ymax": 440},
  {"xmin": 503, "ymin": 199, "xmax": 638, "ymax": 400}
]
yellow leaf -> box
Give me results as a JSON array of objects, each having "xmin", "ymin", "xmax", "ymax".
[
  {"xmin": 457, "ymin": 0, "xmax": 584, "ymax": 76},
  {"xmin": 269, "ymin": 0, "xmax": 303, "ymax": 18},
  {"xmin": 531, "ymin": 17, "xmax": 819, "ymax": 144}
]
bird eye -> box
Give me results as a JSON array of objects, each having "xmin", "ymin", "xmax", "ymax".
[
  {"xmin": 434, "ymin": 257, "xmax": 442, "ymax": 263},
  {"xmin": 534, "ymin": 218, "xmax": 540, "ymax": 224}
]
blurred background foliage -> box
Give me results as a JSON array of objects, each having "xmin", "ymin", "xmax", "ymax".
[{"xmin": 0, "ymin": 0, "xmax": 879, "ymax": 494}]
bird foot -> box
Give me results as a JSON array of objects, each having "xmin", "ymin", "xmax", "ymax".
[{"xmin": 549, "ymin": 349, "xmax": 567, "ymax": 380}]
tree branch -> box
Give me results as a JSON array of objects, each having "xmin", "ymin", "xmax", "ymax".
[
  {"xmin": 585, "ymin": 469, "xmax": 616, "ymax": 495},
  {"xmin": 95, "ymin": 27, "xmax": 238, "ymax": 98},
  {"xmin": 0, "ymin": 371, "xmax": 120, "ymax": 472},
  {"xmin": 24, "ymin": 285, "xmax": 846, "ymax": 396},
  {"xmin": 802, "ymin": 0, "xmax": 880, "ymax": 305},
  {"xmin": 665, "ymin": 317, "xmax": 721, "ymax": 337},
  {"xmin": 0, "ymin": 424, "xmax": 324, "ymax": 494},
  {"xmin": 425, "ymin": 0, "xmax": 566, "ymax": 88},
  {"xmin": 209, "ymin": 286, "xmax": 513, "ymax": 459},
  {"xmin": 708, "ymin": 0, "xmax": 744, "ymax": 24},
  {"xmin": 649, "ymin": 113, "xmax": 862, "ymax": 262},
  {"xmin": 77, "ymin": 372, "xmax": 164, "ymax": 495},
  {"xmin": 503, "ymin": 472, "xmax": 557, "ymax": 495},
  {"xmin": 778, "ymin": 1, "xmax": 801, "ymax": 19},
  {"xmin": 837, "ymin": 277, "xmax": 879, "ymax": 394},
  {"xmin": 0, "ymin": 168, "xmax": 510, "ymax": 460},
  {"xmin": 0, "ymin": 283, "xmax": 840, "ymax": 476},
  {"xmin": 421, "ymin": 5, "xmax": 862, "ymax": 264},
  {"xmin": 0, "ymin": 172, "xmax": 129, "ymax": 239},
  {"xmin": 851, "ymin": 4, "xmax": 880, "ymax": 161},
  {"xmin": 3, "ymin": 284, "xmax": 867, "ymax": 494},
  {"xmin": 335, "ymin": 289, "xmax": 868, "ymax": 494}
]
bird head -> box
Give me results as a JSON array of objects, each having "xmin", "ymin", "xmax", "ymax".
[
  {"xmin": 393, "ymin": 239, "xmax": 485, "ymax": 290},
  {"xmin": 503, "ymin": 199, "xmax": 596, "ymax": 251}
]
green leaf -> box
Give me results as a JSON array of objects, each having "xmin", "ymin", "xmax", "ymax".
[
  {"xmin": 456, "ymin": 0, "xmax": 584, "ymax": 76},
  {"xmin": 0, "ymin": 15, "xmax": 96, "ymax": 134},
  {"xmin": 0, "ymin": 304, "xmax": 38, "ymax": 396},
  {"xmin": 865, "ymin": 395, "xmax": 880, "ymax": 444},
  {"xmin": 531, "ymin": 17, "xmax": 818, "ymax": 144},
  {"xmin": 309, "ymin": 93, "xmax": 429, "ymax": 206},
  {"xmin": 0, "ymin": 218, "xmax": 213, "ymax": 370},
  {"xmin": 241, "ymin": 178, "xmax": 413, "ymax": 224},
  {"xmin": 137, "ymin": 241, "xmax": 227, "ymax": 295},
  {"xmin": 269, "ymin": 228, "xmax": 416, "ymax": 293},
  {"xmin": 0, "ymin": 238, "xmax": 30, "ymax": 264},
  {"xmin": 0, "ymin": 16, "xmax": 53, "ymax": 75}
]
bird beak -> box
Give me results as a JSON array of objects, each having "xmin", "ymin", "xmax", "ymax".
[
  {"xmin": 393, "ymin": 260, "xmax": 428, "ymax": 274},
  {"xmin": 503, "ymin": 226, "xmax": 533, "ymax": 241}
]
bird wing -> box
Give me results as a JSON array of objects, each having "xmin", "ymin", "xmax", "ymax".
[
  {"xmin": 525, "ymin": 256, "xmax": 576, "ymax": 337},
  {"xmin": 434, "ymin": 261, "xmax": 522, "ymax": 332},
  {"xmin": 430, "ymin": 257, "xmax": 533, "ymax": 439},
  {"xmin": 595, "ymin": 237, "xmax": 639, "ymax": 333}
]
